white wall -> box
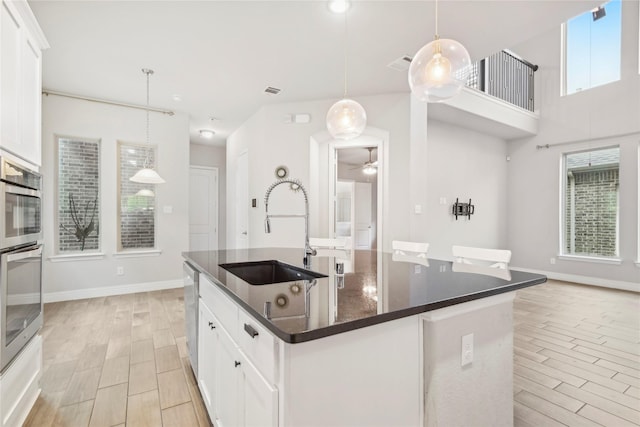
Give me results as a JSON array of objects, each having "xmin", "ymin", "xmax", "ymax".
[
  {"xmin": 227, "ymin": 93, "xmax": 412, "ymax": 253},
  {"xmin": 190, "ymin": 143, "xmax": 227, "ymax": 249},
  {"xmin": 424, "ymin": 119, "xmax": 509, "ymax": 260},
  {"xmin": 506, "ymin": 0, "xmax": 640, "ymax": 289},
  {"xmin": 226, "ymin": 92, "xmax": 510, "ymax": 259},
  {"xmin": 41, "ymin": 95, "xmax": 190, "ymax": 300}
]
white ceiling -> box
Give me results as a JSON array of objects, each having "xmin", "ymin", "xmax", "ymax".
[{"xmin": 30, "ymin": 0, "xmax": 599, "ymax": 148}]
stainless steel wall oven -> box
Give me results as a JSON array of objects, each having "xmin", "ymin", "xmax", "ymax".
[{"xmin": 0, "ymin": 157, "xmax": 42, "ymax": 373}]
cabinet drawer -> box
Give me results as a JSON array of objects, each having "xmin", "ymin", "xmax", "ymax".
[
  {"xmin": 238, "ymin": 309, "xmax": 277, "ymax": 384},
  {"xmin": 200, "ymin": 275, "xmax": 238, "ymax": 340}
]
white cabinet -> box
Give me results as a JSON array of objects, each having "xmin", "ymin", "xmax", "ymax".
[
  {"xmin": 216, "ymin": 326, "xmax": 277, "ymax": 427},
  {"xmin": 0, "ymin": 0, "xmax": 48, "ymax": 166},
  {"xmin": 241, "ymin": 353, "xmax": 278, "ymax": 427},
  {"xmin": 1, "ymin": 1, "xmax": 20, "ymax": 148},
  {"xmin": 0, "ymin": 335, "xmax": 42, "ymax": 427},
  {"xmin": 198, "ymin": 276, "xmax": 278, "ymax": 427},
  {"xmin": 215, "ymin": 326, "xmax": 240, "ymax": 427},
  {"xmin": 197, "ymin": 302, "xmax": 218, "ymax": 419}
]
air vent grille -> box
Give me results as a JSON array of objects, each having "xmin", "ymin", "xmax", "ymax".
[
  {"xmin": 264, "ymin": 86, "xmax": 281, "ymax": 95},
  {"xmin": 387, "ymin": 55, "xmax": 413, "ymax": 71}
]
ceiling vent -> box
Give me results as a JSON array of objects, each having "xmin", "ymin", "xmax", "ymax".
[
  {"xmin": 387, "ymin": 55, "xmax": 412, "ymax": 71},
  {"xmin": 264, "ymin": 86, "xmax": 281, "ymax": 95}
]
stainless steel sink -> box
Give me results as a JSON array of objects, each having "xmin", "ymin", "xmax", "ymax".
[{"xmin": 219, "ymin": 260, "xmax": 327, "ymax": 285}]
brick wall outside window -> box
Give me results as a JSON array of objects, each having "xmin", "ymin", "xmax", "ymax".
[
  {"xmin": 564, "ymin": 147, "xmax": 619, "ymax": 257},
  {"xmin": 57, "ymin": 138, "xmax": 100, "ymax": 252},
  {"xmin": 119, "ymin": 143, "xmax": 156, "ymax": 250}
]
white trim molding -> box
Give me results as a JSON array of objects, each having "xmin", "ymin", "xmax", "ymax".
[
  {"xmin": 44, "ymin": 279, "xmax": 182, "ymax": 303},
  {"xmin": 49, "ymin": 252, "xmax": 106, "ymax": 262},
  {"xmin": 557, "ymin": 254, "xmax": 623, "ymax": 265},
  {"xmin": 511, "ymin": 266, "xmax": 639, "ymax": 293},
  {"xmin": 113, "ymin": 249, "xmax": 162, "ymax": 259}
]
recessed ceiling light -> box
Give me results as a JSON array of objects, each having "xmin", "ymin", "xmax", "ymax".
[
  {"xmin": 172, "ymin": 94, "xmax": 182, "ymax": 102},
  {"xmin": 200, "ymin": 129, "xmax": 215, "ymax": 139},
  {"xmin": 328, "ymin": 0, "xmax": 350, "ymax": 13}
]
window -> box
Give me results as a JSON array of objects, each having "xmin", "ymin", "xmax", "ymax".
[
  {"xmin": 118, "ymin": 142, "xmax": 157, "ymax": 250},
  {"xmin": 563, "ymin": 146, "xmax": 620, "ymax": 258},
  {"xmin": 56, "ymin": 136, "xmax": 100, "ymax": 253},
  {"xmin": 564, "ymin": 0, "xmax": 622, "ymax": 95}
]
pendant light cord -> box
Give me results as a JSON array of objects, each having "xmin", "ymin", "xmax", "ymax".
[
  {"xmin": 142, "ymin": 68, "xmax": 154, "ymax": 169},
  {"xmin": 434, "ymin": 0, "xmax": 439, "ymax": 39},
  {"xmin": 343, "ymin": 10, "xmax": 348, "ymax": 98},
  {"xmin": 146, "ymin": 71, "xmax": 150, "ymax": 146}
]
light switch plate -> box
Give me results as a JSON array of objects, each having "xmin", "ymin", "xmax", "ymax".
[{"xmin": 163, "ymin": 205, "xmax": 173, "ymax": 214}]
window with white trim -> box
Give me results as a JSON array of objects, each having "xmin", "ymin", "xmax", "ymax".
[
  {"xmin": 562, "ymin": 146, "xmax": 620, "ymax": 258},
  {"xmin": 56, "ymin": 136, "xmax": 100, "ymax": 253},
  {"xmin": 118, "ymin": 141, "xmax": 157, "ymax": 250},
  {"xmin": 564, "ymin": 0, "xmax": 622, "ymax": 95}
]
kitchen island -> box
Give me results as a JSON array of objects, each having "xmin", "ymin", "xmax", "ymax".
[{"xmin": 184, "ymin": 248, "xmax": 546, "ymax": 427}]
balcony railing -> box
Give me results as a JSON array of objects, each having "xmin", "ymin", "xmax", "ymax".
[{"xmin": 466, "ymin": 50, "xmax": 538, "ymax": 112}]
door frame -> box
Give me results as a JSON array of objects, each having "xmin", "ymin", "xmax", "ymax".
[
  {"xmin": 235, "ymin": 150, "xmax": 249, "ymax": 249},
  {"xmin": 189, "ymin": 165, "xmax": 219, "ymax": 252},
  {"xmin": 328, "ymin": 136, "xmax": 384, "ymax": 256}
]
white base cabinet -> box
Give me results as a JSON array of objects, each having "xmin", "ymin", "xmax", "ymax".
[
  {"xmin": 197, "ymin": 302, "xmax": 218, "ymax": 419},
  {"xmin": 197, "ymin": 274, "xmax": 516, "ymax": 427},
  {"xmin": 198, "ymin": 276, "xmax": 278, "ymax": 427},
  {"xmin": 0, "ymin": 335, "xmax": 42, "ymax": 427}
]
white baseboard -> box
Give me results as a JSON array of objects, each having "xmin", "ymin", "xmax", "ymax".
[
  {"xmin": 44, "ymin": 279, "xmax": 183, "ymax": 303},
  {"xmin": 511, "ymin": 266, "xmax": 640, "ymax": 293}
]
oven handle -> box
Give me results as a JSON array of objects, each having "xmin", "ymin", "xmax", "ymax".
[
  {"xmin": 7, "ymin": 245, "xmax": 43, "ymax": 262},
  {"xmin": 3, "ymin": 183, "xmax": 40, "ymax": 198}
]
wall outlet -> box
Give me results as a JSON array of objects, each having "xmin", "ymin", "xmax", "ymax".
[
  {"xmin": 550, "ymin": 257, "xmax": 556, "ymax": 265},
  {"xmin": 414, "ymin": 204, "xmax": 422, "ymax": 214},
  {"xmin": 461, "ymin": 333, "xmax": 474, "ymax": 367},
  {"xmin": 439, "ymin": 197, "xmax": 447, "ymax": 205},
  {"xmin": 117, "ymin": 266, "xmax": 124, "ymax": 276}
]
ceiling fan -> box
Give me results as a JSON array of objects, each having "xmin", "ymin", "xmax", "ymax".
[{"xmin": 350, "ymin": 147, "xmax": 378, "ymax": 175}]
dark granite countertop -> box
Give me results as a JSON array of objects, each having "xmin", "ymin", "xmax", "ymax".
[{"xmin": 183, "ymin": 248, "xmax": 546, "ymax": 343}]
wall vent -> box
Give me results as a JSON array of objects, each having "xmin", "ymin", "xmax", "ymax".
[
  {"xmin": 264, "ymin": 86, "xmax": 281, "ymax": 95},
  {"xmin": 387, "ymin": 55, "xmax": 412, "ymax": 71}
]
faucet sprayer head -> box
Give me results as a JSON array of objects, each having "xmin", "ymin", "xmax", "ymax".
[{"xmin": 264, "ymin": 217, "xmax": 271, "ymax": 234}]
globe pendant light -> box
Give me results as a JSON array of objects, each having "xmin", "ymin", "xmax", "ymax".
[
  {"xmin": 326, "ymin": 7, "xmax": 366, "ymax": 140},
  {"xmin": 408, "ymin": 0, "xmax": 471, "ymax": 103},
  {"xmin": 131, "ymin": 68, "xmax": 166, "ymax": 184}
]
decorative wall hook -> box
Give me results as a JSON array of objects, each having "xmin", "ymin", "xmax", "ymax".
[{"xmin": 452, "ymin": 198, "xmax": 474, "ymax": 220}]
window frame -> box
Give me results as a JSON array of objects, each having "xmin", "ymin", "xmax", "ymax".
[
  {"xmin": 561, "ymin": 0, "xmax": 623, "ymax": 96},
  {"xmin": 116, "ymin": 140, "xmax": 160, "ymax": 253},
  {"xmin": 559, "ymin": 145, "xmax": 622, "ymax": 263},
  {"xmin": 53, "ymin": 134, "xmax": 102, "ymax": 255}
]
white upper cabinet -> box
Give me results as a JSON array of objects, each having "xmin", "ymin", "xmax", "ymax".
[{"xmin": 0, "ymin": 0, "xmax": 48, "ymax": 167}]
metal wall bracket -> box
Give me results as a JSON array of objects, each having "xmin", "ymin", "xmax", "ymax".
[{"xmin": 452, "ymin": 198, "xmax": 475, "ymax": 220}]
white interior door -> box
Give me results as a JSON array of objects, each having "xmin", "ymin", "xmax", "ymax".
[
  {"xmin": 189, "ymin": 166, "xmax": 218, "ymax": 252},
  {"xmin": 354, "ymin": 182, "xmax": 372, "ymax": 249},
  {"xmin": 236, "ymin": 151, "xmax": 249, "ymax": 249}
]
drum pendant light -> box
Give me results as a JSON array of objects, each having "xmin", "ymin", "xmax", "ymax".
[
  {"xmin": 326, "ymin": 7, "xmax": 366, "ymax": 140},
  {"xmin": 408, "ymin": 0, "xmax": 471, "ymax": 103},
  {"xmin": 130, "ymin": 69, "xmax": 166, "ymax": 184}
]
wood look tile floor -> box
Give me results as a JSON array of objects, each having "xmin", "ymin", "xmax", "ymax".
[
  {"xmin": 23, "ymin": 288, "xmax": 211, "ymax": 427},
  {"xmin": 514, "ymin": 280, "xmax": 640, "ymax": 427},
  {"xmin": 23, "ymin": 280, "xmax": 639, "ymax": 426}
]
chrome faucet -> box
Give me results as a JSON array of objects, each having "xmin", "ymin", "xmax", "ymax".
[{"xmin": 264, "ymin": 178, "xmax": 316, "ymax": 268}]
